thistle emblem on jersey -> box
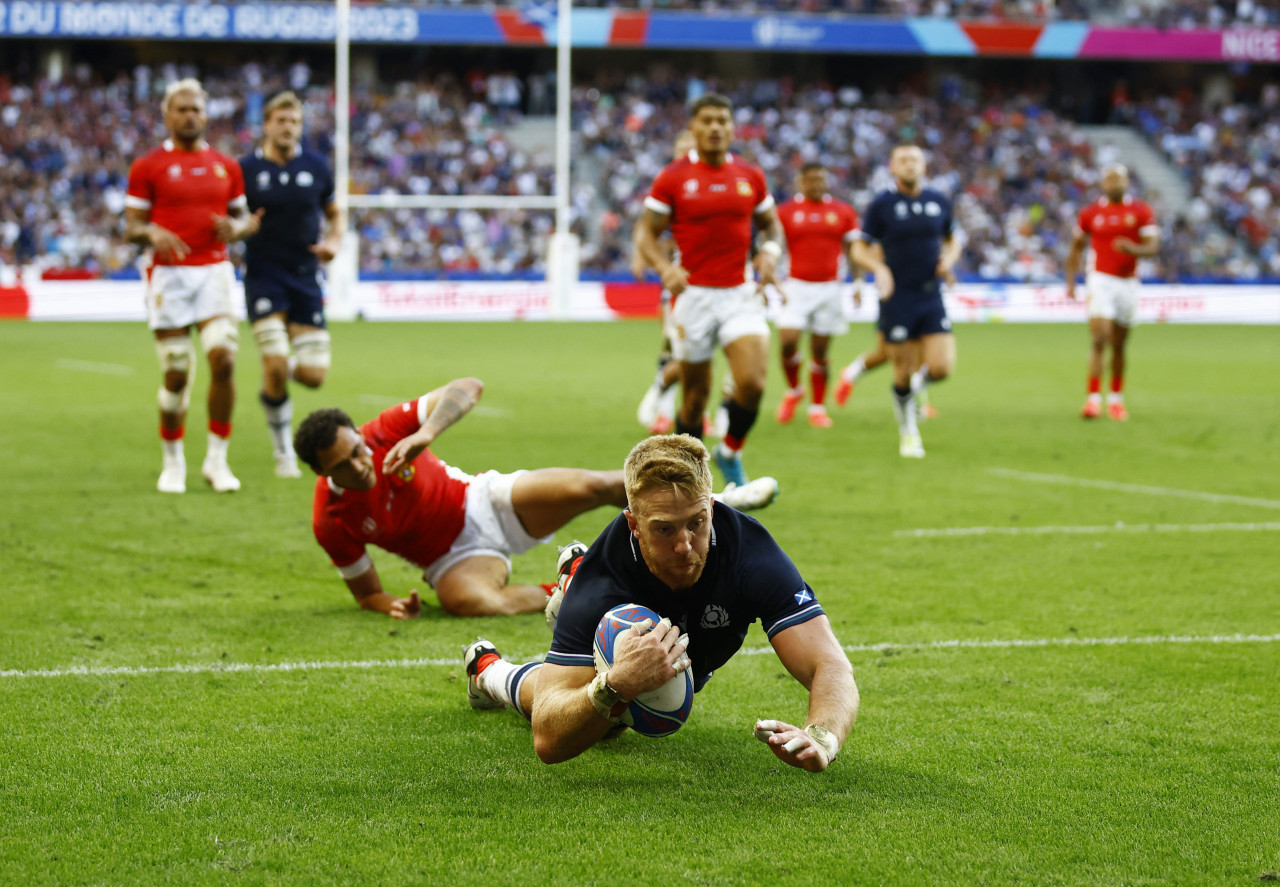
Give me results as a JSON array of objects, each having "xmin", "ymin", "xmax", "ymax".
[{"xmin": 700, "ymin": 604, "xmax": 730, "ymax": 629}]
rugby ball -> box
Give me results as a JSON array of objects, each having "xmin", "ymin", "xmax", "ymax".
[{"xmin": 593, "ymin": 604, "xmax": 694, "ymax": 738}]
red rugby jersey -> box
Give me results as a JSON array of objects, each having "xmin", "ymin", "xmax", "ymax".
[
  {"xmin": 125, "ymin": 140, "xmax": 247, "ymax": 266},
  {"xmin": 645, "ymin": 151, "xmax": 774, "ymax": 288},
  {"xmin": 1076, "ymin": 195, "xmax": 1157, "ymax": 279},
  {"xmin": 312, "ymin": 399, "xmax": 470, "ymax": 574},
  {"xmin": 778, "ymin": 194, "xmax": 859, "ymax": 283}
]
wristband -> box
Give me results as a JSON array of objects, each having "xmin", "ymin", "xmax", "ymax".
[
  {"xmin": 804, "ymin": 724, "xmax": 839, "ymax": 762},
  {"xmin": 587, "ymin": 672, "xmax": 628, "ymax": 723},
  {"xmin": 759, "ymin": 241, "xmax": 782, "ymax": 259}
]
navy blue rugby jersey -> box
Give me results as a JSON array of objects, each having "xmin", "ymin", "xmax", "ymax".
[
  {"xmin": 860, "ymin": 187, "xmax": 955, "ymax": 295},
  {"xmin": 240, "ymin": 148, "xmax": 335, "ymax": 268},
  {"xmin": 547, "ymin": 502, "xmax": 824, "ymax": 690}
]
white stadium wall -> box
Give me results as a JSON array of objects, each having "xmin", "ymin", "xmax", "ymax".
[{"xmin": 3, "ymin": 277, "xmax": 1279, "ymax": 324}]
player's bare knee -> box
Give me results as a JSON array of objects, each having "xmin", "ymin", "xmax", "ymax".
[{"xmin": 293, "ymin": 365, "xmax": 326, "ymax": 389}]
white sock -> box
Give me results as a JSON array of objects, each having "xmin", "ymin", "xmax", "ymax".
[
  {"xmin": 206, "ymin": 431, "xmax": 229, "ymax": 463},
  {"xmin": 262, "ymin": 396, "xmax": 295, "ymax": 456},
  {"xmin": 162, "ymin": 439, "xmax": 184, "ymax": 462},
  {"xmin": 846, "ymin": 355, "xmax": 867, "ymax": 382},
  {"xmin": 910, "ymin": 364, "xmax": 930, "ymax": 393},
  {"xmin": 1106, "ymin": 392, "xmax": 1124, "ymax": 404},
  {"xmin": 478, "ymin": 659, "xmax": 518, "ymax": 704},
  {"xmin": 892, "ymin": 389, "xmax": 919, "ymax": 437}
]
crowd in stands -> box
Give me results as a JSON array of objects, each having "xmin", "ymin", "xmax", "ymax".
[{"xmin": 0, "ymin": 61, "xmax": 1273, "ymax": 282}]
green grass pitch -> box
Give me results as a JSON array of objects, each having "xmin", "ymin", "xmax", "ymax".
[{"xmin": 1, "ymin": 319, "xmax": 1277, "ymax": 885}]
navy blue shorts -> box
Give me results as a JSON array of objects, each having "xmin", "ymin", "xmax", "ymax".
[
  {"xmin": 244, "ymin": 261, "xmax": 326, "ymax": 328},
  {"xmin": 877, "ymin": 292, "xmax": 951, "ymax": 343}
]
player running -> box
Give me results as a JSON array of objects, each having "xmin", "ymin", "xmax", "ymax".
[
  {"xmin": 634, "ymin": 93, "xmax": 786, "ymax": 488},
  {"xmin": 1064, "ymin": 164, "xmax": 1159, "ymax": 421},
  {"xmin": 463, "ymin": 434, "xmax": 858, "ymax": 772},
  {"xmin": 293, "ymin": 378, "xmax": 780, "ymax": 620},
  {"xmin": 837, "ymin": 144, "xmax": 960, "ymax": 458},
  {"xmin": 773, "ymin": 162, "xmax": 861, "ymax": 429},
  {"xmin": 124, "ymin": 78, "xmax": 262, "ymax": 493},
  {"xmin": 240, "ymin": 91, "xmax": 346, "ymax": 477}
]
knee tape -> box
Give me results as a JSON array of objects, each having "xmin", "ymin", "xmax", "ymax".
[
  {"xmin": 157, "ymin": 383, "xmax": 190, "ymax": 414},
  {"xmin": 155, "ymin": 336, "xmax": 195, "ymax": 375},
  {"xmin": 199, "ymin": 316, "xmax": 240, "ymax": 355},
  {"xmin": 292, "ymin": 329, "xmax": 332, "ymax": 370},
  {"xmin": 252, "ymin": 316, "xmax": 290, "ymax": 358}
]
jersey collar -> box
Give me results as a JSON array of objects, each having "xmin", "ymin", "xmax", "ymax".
[
  {"xmin": 163, "ymin": 138, "xmax": 209, "ymax": 152},
  {"xmin": 688, "ymin": 149, "xmax": 734, "ymax": 165},
  {"xmin": 327, "ymin": 477, "xmax": 345, "ymax": 497}
]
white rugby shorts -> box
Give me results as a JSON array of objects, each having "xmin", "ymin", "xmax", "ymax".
[
  {"xmin": 775, "ymin": 278, "xmax": 848, "ymax": 337},
  {"xmin": 146, "ymin": 261, "xmax": 235, "ymax": 330},
  {"xmin": 420, "ymin": 469, "xmax": 550, "ymax": 587},
  {"xmin": 1086, "ymin": 271, "xmax": 1140, "ymax": 327},
  {"xmin": 670, "ymin": 282, "xmax": 770, "ymax": 364}
]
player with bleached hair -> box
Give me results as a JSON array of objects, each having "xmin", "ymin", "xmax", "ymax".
[
  {"xmin": 465, "ymin": 434, "xmax": 857, "ymax": 772},
  {"xmin": 124, "ymin": 78, "xmax": 263, "ymax": 493},
  {"xmin": 1064, "ymin": 164, "xmax": 1159, "ymax": 421},
  {"xmin": 293, "ymin": 379, "xmax": 781, "ymax": 619}
]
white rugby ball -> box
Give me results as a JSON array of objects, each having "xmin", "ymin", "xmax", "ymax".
[{"xmin": 592, "ymin": 603, "xmax": 693, "ymax": 738}]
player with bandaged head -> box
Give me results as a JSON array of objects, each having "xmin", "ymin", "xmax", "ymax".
[{"xmin": 465, "ymin": 434, "xmax": 858, "ymax": 772}]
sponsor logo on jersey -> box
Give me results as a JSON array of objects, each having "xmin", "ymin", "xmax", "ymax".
[
  {"xmin": 297, "ymin": 171, "xmax": 314, "ymax": 187},
  {"xmin": 826, "ymin": 212, "xmax": 838, "ymax": 224},
  {"xmin": 793, "ymin": 211, "xmax": 805, "ymax": 223},
  {"xmin": 895, "ymin": 202, "xmax": 908, "ymax": 218},
  {"xmin": 1124, "ymin": 213, "xmax": 1136, "ymax": 226},
  {"xmin": 736, "ymin": 181, "xmax": 752, "ymax": 196},
  {"xmin": 700, "ymin": 604, "xmax": 731, "ymax": 629},
  {"xmin": 361, "ymin": 517, "xmax": 377, "ymax": 535},
  {"xmin": 794, "ymin": 588, "xmax": 813, "ymax": 605},
  {"xmin": 925, "ymin": 201, "xmax": 941, "ymax": 216}
]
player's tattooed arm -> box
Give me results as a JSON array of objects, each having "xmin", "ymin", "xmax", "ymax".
[{"xmin": 382, "ymin": 377, "xmax": 484, "ymax": 475}]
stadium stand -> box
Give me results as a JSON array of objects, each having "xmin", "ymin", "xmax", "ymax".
[{"xmin": 0, "ymin": 61, "xmax": 1270, "ymax": 281}]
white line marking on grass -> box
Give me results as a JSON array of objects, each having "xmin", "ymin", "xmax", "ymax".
[
  {"xmin": 896, "ymin": 522, "xmax": 1280, "ymax": 538},
  {"xmin": 55, "ymin": 359, "xmax": 135, "ymax": 376},
  {"xmin": 4, "ymin": 634, "xmax": 1278, "ymax": 680},
  {"xmin": 989, "ymin": 468, "xmax": 1280, "ymax": 510}
]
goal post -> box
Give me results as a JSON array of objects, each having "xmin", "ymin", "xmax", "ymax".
[{"xmin": 328, "ymin": 0, "xmax": 578, "ymax": 321}]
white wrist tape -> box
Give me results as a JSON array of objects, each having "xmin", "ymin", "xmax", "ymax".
[
  {"xmin": 804, "ymin": 724, "xmax": 839, "ymax": 762},
  {"xmin": 759, "ymin": 241, "xmax": 782, "ymax": 259},
  {"xmin": 587, "ymin": 672, "xmax": 623, "ymax": 723}
]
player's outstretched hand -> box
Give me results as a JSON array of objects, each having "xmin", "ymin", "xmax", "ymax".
[
  {"xmin": 609, "ymin": 617, "xmax": 691, "ymax": 700},
  {"xmin": 753, "ymin": 719, "xmax": 833, "ymax": 773},
  {"xmin": 875, "ymin": 266, "xmax": 895, "ymax": 300},
  {"xmin": 149, "ymin": 225, "xmax": 190, "ymax": 262},
  {"xmin": 388, "ymin": 590, "xmax": 421, "ymax": 620},
  {"xmin": 310, "ymin": 235, "xmax": 342, "ymax": 263},
  {"xmin": 937, "ymin": 258, "xmax": 957, "ymax": 287},
  {"xmin": 382, "ymin": 431, "xmax": 431, "ymax": 476}
]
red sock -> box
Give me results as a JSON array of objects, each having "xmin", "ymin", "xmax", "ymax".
[
  {"xmin": 722, "ymin": 434, "xmax": 744, "ymax": 452},
  {"xmin": 474, "ymin": 652, "xmax": 500, "ymax": 675},
  {"xmin": 160, "ymin": 424, "xmax": 185, "ymax": 441},
  {"xmin": 1087, "ymin": 376, "xmax": 1101, "ymax": 395},
  {"xmin": 1111, "ymin": 374, "xmax": 1124, "ymax": 394},
  {"xmin": 783, "ymin": 354, "xmax": 802, "ymax": 389},
  {"xmin": 810, "ymin": 361, "xmax": 829, "ymax": 405},
  {"xmin": 209, "ymin": 420, "xmax": 232, "ymax": 439}
]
